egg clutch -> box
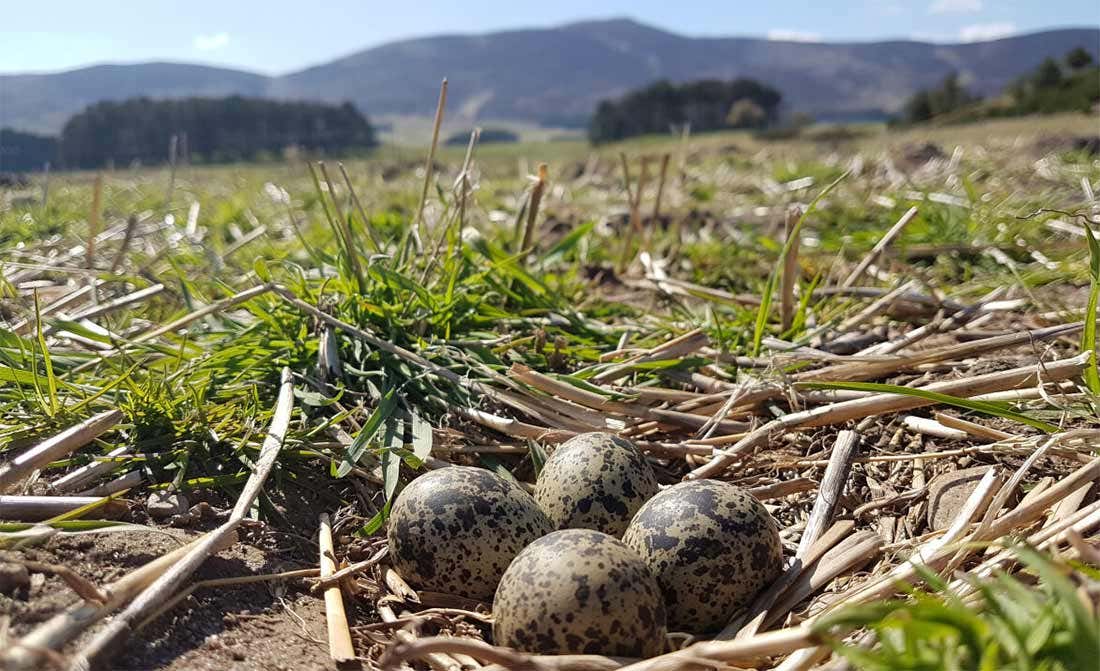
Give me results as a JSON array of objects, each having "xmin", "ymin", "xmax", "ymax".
[{"xmin": 387, "ymin": 432, "xmax": 784, "ymax": 657}]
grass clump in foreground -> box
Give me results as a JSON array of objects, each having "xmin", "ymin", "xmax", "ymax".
[
  {"xmin": 0, "ymin": 113, "xmax": 1098, "ymax": 669},
  {"xmin": 819, "ymin": 546, "xmax": 1099, "ymax": 671}
]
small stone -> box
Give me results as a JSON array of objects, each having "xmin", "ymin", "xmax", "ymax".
[
  {"xmin": 927, "ymin": 466, "xmax": 994, "ymax": 531},
  {"xmin": 169, "ymin": 513, "xmax": 195, "ymax": 527},
  {"xmin": 190, "ymin": 501, "xmax": 215, "ymax": 520},
  {"xmin": 146, "ymin": 491, "xmax": 189, "ymax": 520},
  {"xmin": 0, "ymin": 561, "xmax": 30, "ymax": 596}
]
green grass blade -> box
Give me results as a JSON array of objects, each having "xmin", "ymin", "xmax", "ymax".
[
  {"xmin": 378, "ymin": 417, "xmax": 404, "ymax": 501},
  {"xmin": 409, "ymin": 409, "xmax": 433, "ymax": 461},
  {"xmin": 33, "ymin": 291, "xmax": 59, "ymax": 416},
  {"xmin": 795, "ymin": 380, "xmax": 1059, "ymax": 432},
  {"xmin": 750, "ymin": 171, "xmax": 849, "ymax": 355},
  {"xmin": 335, "ymin": 387, "xmax": 397, "ymax": 478},
  {"xmin": 1082, "ymin": 225, "xmax": 1100, "ymax": 393}
]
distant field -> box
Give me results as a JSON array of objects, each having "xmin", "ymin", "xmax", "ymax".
[
  {"xmin": 380, "ymin": 111, "xmax": 1100, "ymax": 168},
  {"xmin": 374, "ymin": 113, "xmax": 586, "ymax": 146},
  {"xmin": 1, "ymin": 111, "xmax": 1098, "ymax": 670}
]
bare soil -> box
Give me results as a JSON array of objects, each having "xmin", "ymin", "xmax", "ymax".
[{"xmin": 3, "ymin": 527, "xmax": 341, "ymax": 671}]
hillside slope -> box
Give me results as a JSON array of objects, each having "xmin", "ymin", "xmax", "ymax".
[
  {"xmin": 1, "ymin": 19, "xmax": 1096, "ymax": 134},
  {"xmin": 0, "ymin": 63, "xmax": 269, "ymax": 135}
]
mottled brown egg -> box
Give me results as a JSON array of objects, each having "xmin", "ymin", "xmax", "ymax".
[
  {"xmin": 622, "ymin": 480, "xmax": 782, "ymax": 632},
  {"xmin": 534, "ymin": 432, "xmax": 660, "ymax": 536},
  {"xmin": 493, "ymin": 529, "xmax": 666, "ymax": 656},
  {"xmin": 387, "ymin": 466, "xmax": 553, "ymax": 600}
]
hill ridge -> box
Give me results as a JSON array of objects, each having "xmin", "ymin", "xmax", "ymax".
[{"xmin": 0, "ymin": 20, "xmax": 1096, "ymax": 134}]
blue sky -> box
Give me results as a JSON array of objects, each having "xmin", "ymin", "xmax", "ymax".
[{"xmin": 2, "ymin": 0, "xmax": 1097, "ymax": 74}]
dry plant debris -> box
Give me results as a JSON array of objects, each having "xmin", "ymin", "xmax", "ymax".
[{"xmin": 0, "ymin": 113, "xmax": 1098, "ymax": 669}]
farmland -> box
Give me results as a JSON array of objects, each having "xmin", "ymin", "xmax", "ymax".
[{"xmin": 1, "ymin": 112, "xmax": 1099, "ymax": 670}]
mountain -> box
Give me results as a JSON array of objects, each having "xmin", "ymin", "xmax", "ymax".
[
  {"xmin": 291, "ymin": 19, "xmax": 1097, "ymax": 126},
  {"xmin": 1, "ymin": 19, "xmax": 1097, "ymax": 135},
  {"xmin": 0, "ymin": 63, "xmax": 269, "ymax": 135}
]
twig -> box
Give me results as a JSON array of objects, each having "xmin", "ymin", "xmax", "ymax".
[
  {"xmin": 934, "ymin": 412, "xmax": 1015, "ymax": 441},
  {"xmin": 780, "ymin": 207, "xmax": 802, "ymax": 333},
  {"xmin": 136, "ymin": 568, "xmax": 319, "ymax": 631},
  {"xmin": 797, "ymin": 431, "xmax": 859, "ymax": 559},
  {"xmin": 86, "ymin": 174, "xmax": 103, "ymax": 270},
  {"xmin": 725, "ymin": 521, "xmax": 854, "ymax": 640},
  {"xmin": 73, "ymin": 368, "xmax": 295, "ymax": 669},
  {"xmin": 747, "ymin": 478, "xmax": 818, "ymax": 501},
  {"xmin": 903, "ymin": 415, "xmax": 968, "ymax": 440},
  {"xmin": 1064, "ymin": 528, "xmax": 1100, "ymax": 565},
  {"xmin": 519, "ymin": 164, "xmax": 548, "ymax": 254},
  {"xmin": 412, "ymin": 79, "xmax": 448, "ymax": 254},
  {"xmin": 764, "ymin": 531, "xmax": 883, "ymax": 628},
  {"xmin": 12, "ymin": 560, "xmax": 108, "ymax": 603},
  {"xmin": 840, "ymin": 206, "xmax": 918, "ymax": 288},
  {"xmin": 312, "ymin": 545, "xmax": 388, "ymax": 592},
  {"xmin": 687, "ymin": 352, "xmax": 1089, "ymax": 479},
  {"xmin": 47, "ymin": 284, "xmax": 166, "ymax": 334},
  {"xmin": 618, "ymin": 625, "xmax": 827, "ymax": 671},
  {"xmin": 0, "ymin": 409, "xmax": 123, "ymax": 494},
  {"xmin": 650, "ymin": 154, "xmax": 670, "ymax": 223},
  {"xmin": 616, "ymin": 154, "xmax": 649, "ymax": 274},
  {"xmin": 592, "ymin": 329, "xmax": 709, "ymax": 385},
  {"xmin": 456, "ymin": 128, "xmax": 481, "ymax": 229},
  {"xmin": 0, "ymin": 495, "xmax": 128, "ymax": 521},
  {"xmin": 853, "ymin": 486, "xmax": 928, "ymax": 519},
  {"xmin": 87, "ymin": 283, "xmax": 273, "ymax": 361},
  {"xmin": 319, "ymin": 513, "xmax": 355, "ymax": 662},
  {"xmin": 51, "ymin": 446, "xmax": 131, "ymax": 493}
]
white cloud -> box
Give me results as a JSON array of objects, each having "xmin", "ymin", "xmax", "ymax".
[
  {"xmin": 929, "ymin": 0, "xmax": 982, "ymax": 14},
  {"xmin": 959, "ymin": 22, "xmax": 1016, "ymax": 42},
  {"xmin": 910, "ymin": 32, "xmax": 950, "ymax": 42},
  {"xmin": 193, "ymin": 32, "xmax": 230, "ymax": 51},
  {"xmin": 767, "ymin": 29, "xmax": 823, "ymax": 43}
]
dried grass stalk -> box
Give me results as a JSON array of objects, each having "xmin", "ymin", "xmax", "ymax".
[
  {"xmin": 797, "ymin": 430, "xmax": 859, "ymax": 559},
  {"xmin": 520, "ymin": 164, "xmax": 549, "ymax": 254},
  {"xmin": 0, "ymin": 495, "xmax": 128, "ymax": 521},
  {"xmin": 841, "ymin": 206, "xmax": 918, "ymax": 288},
  {"xmin": 780, "ymin": 207, "xmax": 802, "ymax": 333},
  {"xmin": 412, "ymin": 79, "xmax": 448, "ymax": 253},
  {"xmin": 726, "ymin": 521, "xmax": 855, "ymax": 640},
  {"xmin": 3, "ymin": 531, "xmax": 237, "ymax": 669},
  {"xmin": 0, "ymin": 409, "xmax": 123, "ymax": 494},
  {"xmin": 72, "ymin": 368, "xmax": 294, "ymax": 669},
  {"xmin": 319, "ymin": 512, "xmax": 355, "ymax": 662},
  {"xmin": 689, "ymin": 352, "xmax": 1089, "ymax": 479}
]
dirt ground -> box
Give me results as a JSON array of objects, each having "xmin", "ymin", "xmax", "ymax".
[
  {"xmin": 3, "ymin": 528, "xmax": 342, "ymax": 671},
  {"xmin": 1, "ymin": 474, "xmax": 385, "ymax": 671}
]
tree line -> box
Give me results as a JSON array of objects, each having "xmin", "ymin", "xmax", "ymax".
[
  {"xmin": 0, "ymin": 128, "xmax": 59, "ymax": 173},
  {"xmin": 588, "ymin": 78, "xmax": 782, "ymax": 144},
  {"xmin": 901, "ymin": 47, "xmax": 1097, "ymax": 124},
  {"xmin": 0, "ymin": 96, "xmax": 375, "ymax": 172}
]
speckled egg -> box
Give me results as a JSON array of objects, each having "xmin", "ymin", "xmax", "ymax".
[
  {"xmin": 493, "ymin": 529, "xmax": 666, "ymax": 656},
  {"xmin": 534, "ymin": 432, "xmax": 660, "ymax": 536},
  {"xmin": 387, "ymin": 466, "xmax": 553, "ymax": 600},
  {"xmin": 622, "ymin": 480, "xmax": 783, "ymax": 632}
]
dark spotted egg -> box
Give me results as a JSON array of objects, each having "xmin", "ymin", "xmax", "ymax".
[
  {"xmin": 534, "ymin": 432, "xmax": 660, "ymax": 536},
  {"xmin": 387, "ymin": 466, "xmax": 553, "ymax": 600},
  {"xmin": 493, "ymin": 529, "xmax": 666, "ymax": 656},
  {"xmin": 622, "ymin": 480, "xmax": 782, "ymax": 632}
]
